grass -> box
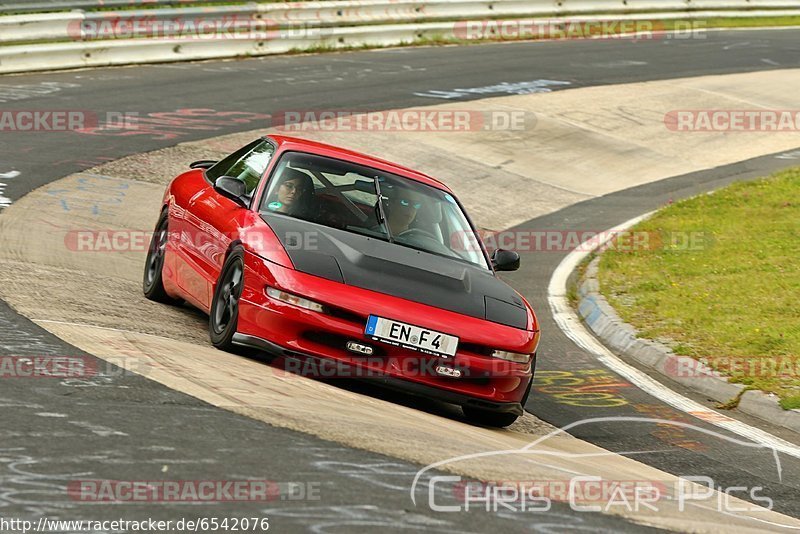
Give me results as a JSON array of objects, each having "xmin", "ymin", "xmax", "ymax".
[
  {"xmin": 568, "ymin": 251, "xmax": 597, "ymax": 307},
  {"xmin": 597, "ymin": 168, "xmax": 800, "ymax": 409},
  {"xmin": 692, "ymin": 16, "xmax": 800, "ymax": 29}
]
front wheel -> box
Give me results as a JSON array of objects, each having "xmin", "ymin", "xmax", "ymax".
[{"xmin": 209, "ymin": 249, "xmax": 245, "ymax": 351}]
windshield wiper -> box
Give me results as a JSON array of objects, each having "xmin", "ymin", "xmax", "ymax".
[{"xmin": 373, "ymin": 176, "xmax": 393, "ymax": 243}]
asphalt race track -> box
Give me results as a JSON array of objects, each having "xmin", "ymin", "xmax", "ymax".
[{"xmin": 2, "ymin": 30, "xmax": 800, "ymax": 532}]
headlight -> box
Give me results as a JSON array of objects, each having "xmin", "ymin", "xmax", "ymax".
[
  {"xmin": 266, "ymin": 287, "xmax": 326, "ymax": 313},
  {"xmin": 491, "ymin": 350, "xmax": 531, "ymax": 364}
]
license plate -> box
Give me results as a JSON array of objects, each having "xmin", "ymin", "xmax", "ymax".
[{"xmin": 365, "ymin": 315, "xmax": 458, "ymax": 357}]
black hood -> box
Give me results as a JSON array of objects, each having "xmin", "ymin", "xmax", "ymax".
[{"xmin": 263, "ymin": 215, "xmax": 529, "ymax": 330}]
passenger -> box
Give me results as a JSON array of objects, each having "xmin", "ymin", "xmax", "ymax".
[{"xmin": 265, "ymin": 168, "xmax": 315, "ymax": 218}]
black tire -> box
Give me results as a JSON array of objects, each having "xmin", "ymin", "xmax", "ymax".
[
  {"xmin": 520, "ymin": 376, "xmax": 534, "ymax": 407},
  {"xmin": 209, "ymin": 249, "xmax": 245, "ymax": 351},
  {"xmin": 520, "ymin": 354, "xmax": 537, "ymax": 407},
  {"xmin": 143, "ymin": 210, "xmax": 180, "ymax": 304},
  {"xmin": 463, "ymin": 406, "xmax": 519, "ymax": 428}
]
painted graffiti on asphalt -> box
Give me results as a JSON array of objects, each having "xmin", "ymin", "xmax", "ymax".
[
  {"xmin": 75, "ymin": 108, "xmax": 272, "ymax": 140},
  {"xmin": 43, "ymin": 173, "xmax": 129, "ymax": 216},
  {"xmin": 414, "ymin": 80, "xmax": 571, "ymax": 99},
  {"xmin": 534, "ymin": 369, "xmax": 631, "ymax": 408},
  {"xmin": 0, "ymin": 82, "xmax": 80, "ymax": 104}
]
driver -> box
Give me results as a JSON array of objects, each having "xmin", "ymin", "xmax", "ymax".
[
  {"xmin": 265, "ymin": 168, "xmax": 315, "ymax": 218},
  {"xmin": 384, "ymin": 191, "xmax": 422, "ymax": 235}
]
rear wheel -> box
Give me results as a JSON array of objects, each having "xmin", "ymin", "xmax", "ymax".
[
  {"xmin": 143, "ymin": 210, "xmax": 179, "ymax": 304},
  {"xmin": 463, "ymin": 406, "xmax": 520, "ymax": 428},
  {"xmin": 209, "ymin": 249, "xmax": 245, "ymax": 351}
]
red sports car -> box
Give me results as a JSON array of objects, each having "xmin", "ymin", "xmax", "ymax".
[{"xmin": 143, "ymin": 135, "xmax": 539, "ymax": 427}]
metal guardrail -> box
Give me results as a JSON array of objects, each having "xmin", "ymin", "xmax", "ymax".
[
  {"xmin": 0, "ymin": 0, "xmax": 222, "ymax": 14},
  {"xmin": 0, "ymin": 0, "xmax": 798, "ymax": 74},
  {"xmin": 3, "ymin": 0, "xmax": 799, "ymax": 15}
]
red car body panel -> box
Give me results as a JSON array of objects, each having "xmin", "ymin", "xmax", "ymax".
[{"xmin": 157, "ymin": 135, "xmax": 540, "ymax": 412}]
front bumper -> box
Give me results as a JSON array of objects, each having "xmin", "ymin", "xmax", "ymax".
[
  {"xmin": 232, "ymin": 333, "xmax": 526, "ymax": 416},
  {"xmin": 236, "ymin": 250, "xmax": 537, "ymax": 409}
]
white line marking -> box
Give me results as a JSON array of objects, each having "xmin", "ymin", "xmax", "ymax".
[
  {"xmin": 547, "ymin": 213, "xmax": 800, "ymax": 458},
  {"xmin": 0, "ymin": 170, "xmax": 19, "ymax": 207},
  {"xmin": 776, "ymin": 150, "xmax": 800, "ymax": 160}
]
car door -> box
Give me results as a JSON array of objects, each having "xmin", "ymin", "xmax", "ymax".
[{"xmin": 181, "ymin": 139, "xmax": 276, "ymax": 311}]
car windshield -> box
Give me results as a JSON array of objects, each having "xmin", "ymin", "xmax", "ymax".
[{"xmin": 259, "ymin": 151, "xmax": 490, "ymax": 270}]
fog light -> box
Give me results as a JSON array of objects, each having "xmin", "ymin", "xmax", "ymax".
[
  {"xmin": 346, "ymin": 341, "xmax": 374, "ymax": 355},
  {"xmin": 435, "ymin": 365, "xmax": 462, "ymax": 378},
  {"xmin": 266, "ymin": 287, "xmax": 326, "ymax": 313},
  {"xmin": 491, "ymin": 350, "xmax": 531, "ymax": 364}
]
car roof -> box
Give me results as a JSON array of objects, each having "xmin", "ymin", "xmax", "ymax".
[{"xmin": 266, "ymin": 135, "xmax": 451, "ymax": 191}]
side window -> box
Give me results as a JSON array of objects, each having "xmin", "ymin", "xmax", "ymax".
[
  {"xmin": 206, "ymin": 139, "xmax": 276, "ymax": 198},
  {"xmin": 206, "ymin": 140, "xmax": 260, "ymax": 183}
]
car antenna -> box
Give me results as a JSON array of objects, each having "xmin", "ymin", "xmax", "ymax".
[{"xmin": 373, "ymin": 175, "xmax": 393, "ymax": 243}]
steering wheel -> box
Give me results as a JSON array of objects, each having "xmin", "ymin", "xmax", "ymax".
[
  {"xmin": 396, "ymin": 228, "xmax": 458, "ymax": 257},
  {"xmin": 397, "ymin": 228, "xmax": 439, "ymax": 241}
]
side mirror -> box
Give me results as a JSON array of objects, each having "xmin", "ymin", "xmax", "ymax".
[
  {"xmin": 492, "ymin": 249, "xmax": 520, "ymax": 271},
  {"xmin": 190, "ymin": 159, "xmax": 218, "ymax": 169},
  {"xmin": 214, "ymin": 176, "xmax": 248, "ymax": 208}
]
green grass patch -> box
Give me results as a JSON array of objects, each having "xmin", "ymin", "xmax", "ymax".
[
  {"xmin": 568, "ymin": 251, "xmax": 596, "ymax": 307},
  {"xmin": 697, "ymin": 16, "xmax": 800, "ymax": 29},
  {"xmin": 597, "ymin": 167, "xmax": 800, "ymax": 407}
]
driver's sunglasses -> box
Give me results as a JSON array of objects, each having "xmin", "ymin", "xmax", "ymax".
[{"xmin": 399, "ymin": 199, "xmax": 422, "ymax": 209}]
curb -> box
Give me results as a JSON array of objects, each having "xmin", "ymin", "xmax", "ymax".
[{"xmin": 577, "ymin": 256, "xmax": 800, "ymax": 434}]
